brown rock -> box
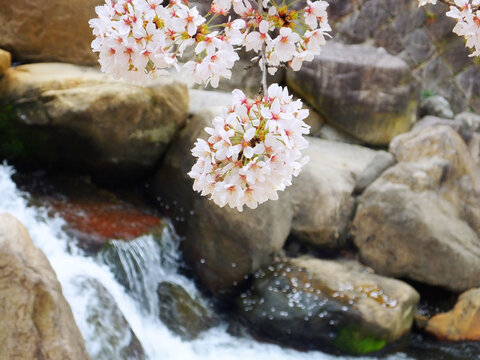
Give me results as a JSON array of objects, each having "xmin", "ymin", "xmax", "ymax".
[
  {"xmin": 0, "ymin": 213, "xmax": 90, "ymax": 360},
  {"xmin": 353, "ymin": 126, "xmax": 480, "ymax": 292},
  {"xmin": 18, "ymin": 174, "xmax": 164, "ymax": 252},
  {"xmin": 0, "ymin": 48, "xmax": 11, "ymax": 76},
  {"xmin": 426, "ymin": 288, "xmax": 480, "ymax": 341},
  {"xmin": 0, "ymin": 63, "xmax": 188, "ymax": 182},
  {"xmin": 157, "ymin": 281, "xmax": 219, "ymax": 340},
  {"xmin": 0, "ymin": 0, "xmax": 103, "ymax": 65}
]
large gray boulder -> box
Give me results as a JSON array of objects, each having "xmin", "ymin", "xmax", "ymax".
[
  {"xmin": 0, "ymin": 213, "xmax": 91, "ymax": 360},
  {"xmin": 0, "ymin": 63, "xmax": 188, "ymax": 182},
  {"xmin": 287, "ymin": 42, "xmax": 418, "ymax": 146},
  {"xmin": 419, "ymin": 95, "xmax": 454, "ymax": 119},
  {"xmin": 237, "ymin": 257, "xmax": 419, "ymax": 355},
  {"xmin": 330, "ymin": 0, "xmax": 478, "ymax": 113},
  {"xmin": 353, "ymin": 125, "xmax": 480, "ymax": 292},
  {"xmin": 289, "ymin": 138, "xmax": 378, "ymax": 248}
]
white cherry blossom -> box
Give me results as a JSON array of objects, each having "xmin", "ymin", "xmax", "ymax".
[
  {"xmin": 188, "ymin": 84, "xmax": 310, "ymax": 211},
  {"xmin": 418, "ymin": 0, "xmax": 437, "ymax": 6}
]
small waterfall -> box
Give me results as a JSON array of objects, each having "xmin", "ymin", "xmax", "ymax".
[{"xmin": 0, "ymin": 163, "xmax": 410, "ymax": 360}]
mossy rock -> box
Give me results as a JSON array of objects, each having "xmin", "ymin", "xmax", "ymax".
[
  {"xmin": 157, "ymin": 281, "xmax": 219, "ymax": 340},
  {"xmin": 333, "ymin": 325, "xmax": 388, "ymax": 355},
  {"xmin": 0, "ymin": 105, "xmax": 51, "ymax": 163},
  {"xmin": 236, "ymin": 258, "xmax": 419, "ymax": 355},
  {"xmin": 0, "ymin": 63, "xmax": 189, "ymax": 183}
]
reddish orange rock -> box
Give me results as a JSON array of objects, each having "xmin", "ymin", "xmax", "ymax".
[
  {"xmin": 51, "ymin": 200, "xmax": 162, "ymax": 243},
  {"xmin": 426, "ymin": 288, "xmax": 480, "ymax": 341},
  {"xmin": 20, "ymin": 175, "xmax": 164, "ymax": 251}
]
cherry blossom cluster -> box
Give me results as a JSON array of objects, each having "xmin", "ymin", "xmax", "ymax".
[
  {"xmin": 90, "ymin": 0, "xmax": 329, "ymax": 210},
  {"xmin": 90, "ymin": 0, "xmax": 331, "ymax": 84},
  {"xmin": 419, "ymin": 0, "xmax": 480, "ymax": 56},
  {"xmin": 188, "ymin": 84, "xmax": 310, "ymax": 211},
  {"xmin": 240, "ymin": 0, "xmax": 331, "ymax": 74},
  {"xmin": 89, "ymin": 0, "xmax": 210, "ymax": 84}
]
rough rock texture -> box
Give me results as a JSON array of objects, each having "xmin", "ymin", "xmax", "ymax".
[
  {"xmin": 289, "ymin": 138, "xmax": 378, "ymax": 248},
  {"xmin": 410, "ymin": 115, "xmax": 480, "ymax": 167},
  {"xmin": 0, "ymin": 63, "xmax": 188, "ymax": 182},
  {"xmin": 0, "ymin": 213, "xmax": 90, "ymax": 360},
  {"xmin": 286, "ymin": 42, "xmax": 418, "ymax": 145},
  {"xmin": 157, "ymin": 281, "xmax": 219, "ymax": 340},
  {"xmin": 317, "ymin": 123, "xmax": 363, "ymax": 144},
  {"xmin": 426, "ymin": 288, "xmax": 480, "ymax": 341},
  {"xmin": 330, "ymin": 0, "xmax": 480, "ymax": 113},
  {"xmin": 420, "ymin": 95, "xmax": 454, "ymax": 119},
  {"xmin": 0, "ymin": 0, "xmax": 103, "ymax": 65},
  {"xmin": 354, "ymin": 151, "xmax": 396, "ymax": 194},
  {"xmin": 353, "ymin": 126, "xmax": 480, "ymax": 292},
  {"xmin": 412, "ymin": 116, "xmax": 457, "ymax": 133},
  {"xmin": 71, "ymin": 277, "xmax": 145, "ymax": 360},
  {"xmin": 0, "ymin": 48, "xmax": 11, "ymax": 76},
  {"xmin": 150, "ymin": 109, "xmax": 292, "ymax": 297},
  {"xmin": 237, "ymin": 257, "xmax": 419, "ymax": 355},
  {"xmin": 455, "ymin": 112, "xmax": 480, "ymax": 133},
  {"xmin": 411, "ymin": 114, "xmax": 480, "ymax": 159}
]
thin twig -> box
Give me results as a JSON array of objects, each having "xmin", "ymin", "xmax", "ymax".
[
  {"xmin": 256, "ymin": 0, "xmax": 268, "ymax": 95},
  {"xmin": 245, "ymin": 56, "xmax": 261, "ymax": 70}
]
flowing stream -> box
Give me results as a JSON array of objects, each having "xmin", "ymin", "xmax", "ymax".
[{"xmin": 0, "ymin": 163, "xmax": 418, "ymax": 360}]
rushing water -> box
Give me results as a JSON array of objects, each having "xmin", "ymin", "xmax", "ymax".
[{"xmin": 0, "ymin": 162, "xmax": 462, "ymax": 360}]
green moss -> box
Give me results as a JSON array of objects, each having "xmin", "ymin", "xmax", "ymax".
[
  {"xmin": 0, "ymin": 105, "xmax": 49, "ymax": 161},
  {"xmin": 424, "ymin": 11, "xmax": 436, "ymax": 22},
  {"xmin": 421, "ymin": 89, "xmax": 436, "ymax": 99},
  {"xmin": 0, "ymin": 105, "xmax": 24, "ymax": 158},
  {"xmin": 333, "ymin": 325, "xmax": 387, "ymax": 355}
]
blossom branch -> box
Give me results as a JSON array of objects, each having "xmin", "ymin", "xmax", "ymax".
[
  {"xmin": 256, "ymin": 0, "xmax": 268, "ymax": 95},
  {"xmin": 260, "ymin": 39, "xmax": 268, "ymax": 95}
]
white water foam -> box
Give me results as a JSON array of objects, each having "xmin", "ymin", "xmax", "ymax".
[{"xmin": 0, "ymin": 163, "xmax": 409, "ymax": 360}]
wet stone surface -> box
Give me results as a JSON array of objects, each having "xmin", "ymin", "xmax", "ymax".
[
  {"xmin": 157, "ymin": 281, "xmax": 219, "ymax": 340},
  {"xmin": 13, "ymin": 173, "xmax": 164, "ymax": 252},
  {"xmin": 236, "ymin": 258, "xmax": 419, "ymax": 355}
]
